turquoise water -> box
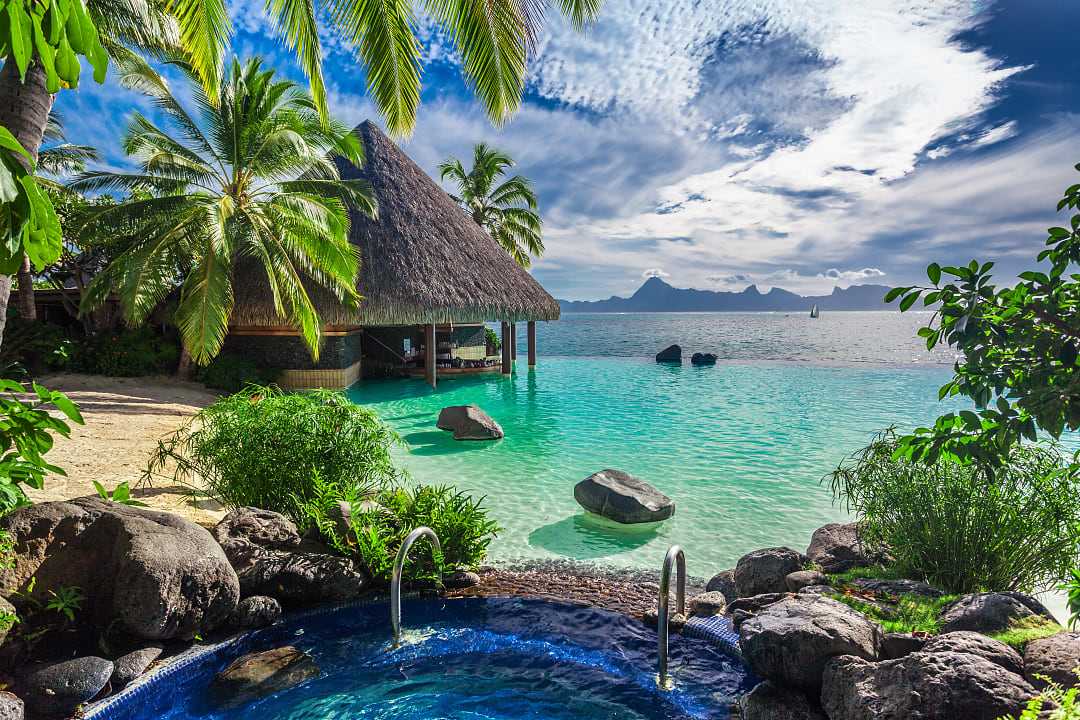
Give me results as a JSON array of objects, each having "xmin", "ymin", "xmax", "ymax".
[{"xmin": 348, "ymin": 352, "xmax": 958, "ymax": 578}]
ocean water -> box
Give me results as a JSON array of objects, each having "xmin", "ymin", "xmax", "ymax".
[{"xmin": 348, "ymin": 312, "xmax": 978, "ymax": 578}]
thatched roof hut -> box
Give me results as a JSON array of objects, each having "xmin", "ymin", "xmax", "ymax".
[{"xmin": 231, "ymin": 120, "xmax": 560, "ymax": 328}]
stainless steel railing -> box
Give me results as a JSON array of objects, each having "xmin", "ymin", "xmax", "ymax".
[
  {"xmin": 390, "ymin": 526, "xmax": 442, "ymax": 646},
  {"xmin": 656, "ymin": 544, "xmax": 686, "ymax": 688}
]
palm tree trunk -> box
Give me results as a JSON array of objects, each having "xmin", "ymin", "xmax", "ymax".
[
  {"xmin": 0, "ymin": 61, "xmax": 56, "ymax": 348},
  {"xmin": 177, "ymin": 345, "xmax": 193, "ymax": 379}
]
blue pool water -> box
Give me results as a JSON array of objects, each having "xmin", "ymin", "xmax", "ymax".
[{"xmin": 91, "ymin": 598, "xmax": 752, "ymax": 719}]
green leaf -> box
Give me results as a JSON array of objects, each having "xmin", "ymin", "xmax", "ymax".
[
  {"xmin": 7, "ymin": 1, "xmax": 32, "ymax": 81},
  {"xmin": 899, "ymin": 292, "xmax": 920, "ymax": 312},
  {"xmin": 92, "ymin": 480, "xmax": 107, "ymax": 499},
  {"xmin": 0, "ymin": 127, "xmax": 32, "ymax": 165},
  {"xmin": 884, "ymin": 286, "xmax": 910, "ymax": 303},
  {"xmin": 927, "ymin": 263, "xmax": 941, "ymax": 284}
]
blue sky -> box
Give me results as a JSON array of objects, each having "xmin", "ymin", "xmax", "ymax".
[{"xmin": 54, "ymin": 0, "xmax": 1080, "ymax": 300}]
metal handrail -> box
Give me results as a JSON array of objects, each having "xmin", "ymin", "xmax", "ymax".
[
  {"xmin": 656, "ymin": 545, "xmax": 686, "ymax": 688},
  {"xmin": 390, "ymin": 526, "xmax": 442, "ymax": 646}
]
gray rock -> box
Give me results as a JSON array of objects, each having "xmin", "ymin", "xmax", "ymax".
[
  {"xmin": 1023, "ymin": 631, "xmax": 1079, "ymax": 689},
  {"xmin": 444, "ymin": 570, "xmax": 481, "ymax": 589},
  {"xmin": 849, "ymin": 578, "xmax": 944, "ymax": 599},
  {"xmin": 229, "ymin": 596, "xmax": 282, "ymax": 629},
  {"xmin": 688, "ymin": 591, "xmax": 727, "ymax": 616},
  {"xmin": 805, "ymin": 523, "xmax": 869, "ymax": 573},
  {"xmin": 940, "ymin": 592, "xmax": 1055, "ymax": 634},
  {"xmin": 215, "ymin": 509, "xmax": 367, "ymax": 604},
  {"xmin": 655, "ymin": 345, "xmax": 681, "ymax": 363},
  {"xmin": 573, "ymin": 469, "xmax": 675, "ymax": 524},
  {"xmin": 690, "ymin": 352, "xmax": 717, "ymax": 365},
  {"xmin": 211, "ymin": 646, "xmax": 319, "ymax": 710},
  {"xmin": 705, "ymin": 569, "xmax": 737, "ymax": 603},
  {"xmin": 880, "ymin": 632, "xmax": 926, "ymax": 660},
  {"xmin": 728, "ymin": 592, "xmax": 787, "ymax": 616},
  {"xmin": 735, "ymin": 547, "xmax": 803, "ymax": 597},
  {"xmin": 1, "ymin": 498, "xmax": 239, "ymax": 641},
  {"xmin": 739, "ymin": 595, "xmax": 882, "ymax": 693},
  {"xmin": 0, "ymin": 692, "xmax": 22, "ymax": 720},
  {"xmin": 740, "ymin": 681, "xmax": 826, "ymax": 720},
  {"xmin": 436, "ymin": 405, "xmax": 504, "ymax": 440},
  {"xmin": 821, "ymin": 651, "xmax": 1035, "ymax": 720},
  {"xmin": 786, "ymin": 570, "xmax": 828, "ymax": 592},
  {"xmin": 643, "ymin": 609, "xmax": 688, "ymax": 632},
  {"xmin": 19, "ymin": 656, "xmax": 114, "ymax": 718},
  {"xmin": 923, "ymin": 631, "xmax": 1023, "ymax": 675},
  {"xmin": 797, "ymin": 585, "xmax": 834, "ymax": 597},
  {"xmin": 110, "ymin": 645, "xmax": 163, "ymax": 688}
]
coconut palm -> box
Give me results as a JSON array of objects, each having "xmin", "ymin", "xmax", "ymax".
[
  {"xmin": 70, "ymin": 57, "xmax": 375, "ymax": 371},
  {"xmin": 38, "ymin": 113, "xmax": 101, "ymax": 182},
  {"xmin": 440, "ymin": 143, "xmax": 542, "ymax": 268}
]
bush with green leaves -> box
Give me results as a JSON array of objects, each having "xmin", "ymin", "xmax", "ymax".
[
  {"xmin": 296, "ymin": 470, "xmax": 499, "ymax": 583},
  {"xmin": 999, "ymin": 671, "xmax": 1080, "ymax": 720},
  {"xmin": 71, "ymin": 327, "xmax": 179, "ymax": 376},
  {"xmin": 1065, "ymin": 569, "xmax": 1080, "ymax": 630},
  {"xmin": 145, "ymin": 386, "xmax": 403, "ymax": 525},
  {"xmin": 827, "ymin": 430, "xmax": 1080, "ymax": 594},
  {"xmin": 193, "ymin": 354, "xmax": 279, "ymax": 393}
]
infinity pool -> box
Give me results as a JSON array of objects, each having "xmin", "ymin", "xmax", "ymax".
[{"xmin": 89, "ymin": 598, "xmax": 752, "ymax": 719}]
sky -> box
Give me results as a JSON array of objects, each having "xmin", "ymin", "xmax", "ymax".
[{"xmin": 54, "ymin": 0, "xmax": 1080, "ymax": 300}]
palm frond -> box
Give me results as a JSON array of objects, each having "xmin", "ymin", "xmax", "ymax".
[{"xmin": 166, "ymin": 0, "xmax": 231, "ymax": 101}]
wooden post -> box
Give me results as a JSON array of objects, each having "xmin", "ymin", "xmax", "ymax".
[
  {"xmin": 501, "ymin": 321, "xmax": 512, "ymax": 375},
  {"xmin": 510, "ymin": 322, "xmax": 517, "ymax": 360},
  {"xmin": 425, "ymin": 323, "xmax": 436, "ymax": 388},
  {"xmin": 528, "ymin": 321, "xmax": 536, "ymax": 366}
]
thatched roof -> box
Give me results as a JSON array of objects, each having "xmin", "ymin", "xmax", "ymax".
[{"xmin": 231, "ymin": 121, "xmax": 560, "ymax": 327}]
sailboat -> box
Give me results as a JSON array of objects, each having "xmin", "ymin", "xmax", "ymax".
[{"xmin": 810, "ymin": 304, "xmax": 819, "ymax": 318}]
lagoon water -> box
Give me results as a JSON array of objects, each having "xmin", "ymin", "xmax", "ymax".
[{"xmin": 347, "ymin": 311, "xmax": 982, "ymax": 578}]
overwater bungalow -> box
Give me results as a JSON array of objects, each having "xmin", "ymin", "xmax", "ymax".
[{"xmin": 227, "ymin": 122, "xmax": 561, "ymax": 389}]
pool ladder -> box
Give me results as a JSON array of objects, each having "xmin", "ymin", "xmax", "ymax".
[
  {"xmin": 390, "ymin": 526, "xmax": 443, "ymax": 647},
  {"xmin": 656, "ymin": 545, "xmax": 686, "ymax": 689}
]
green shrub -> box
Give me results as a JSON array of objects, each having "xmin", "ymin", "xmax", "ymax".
[
  {"xmin": 827, "ymin": 430, "xmax": 1080, "ymax": 594},
  {"xmin": 145, "ymin": 386, "xmax": 402, "ymax": 525},
  {"xmin": 194, "ymin": 353, "xmax": 279, "ymax": 393},
  {"xmin": 72, "ymin": 327, "xmax": 179, "ymax": 376},
  {"xmin": 989, "ymin": 616, "xmax": 1064, "ymax": 650},
  {"xmin": 999, "ymin": 670, "xmax": 1080, "ymax": 720},
  {"xmin": 296, "ymin": 470, "xmax": 499, "ymax": 583},
  {"xmin": 829, "ymin": 592, "xmax": 958, "ymax": 635},
  {"xmin": 1066, "ymin": 569, "xmax": 1080, "ymax": 630},
  {"xmin": 0, "ymin": 319, "xmax": 75, "ymax": 372}
]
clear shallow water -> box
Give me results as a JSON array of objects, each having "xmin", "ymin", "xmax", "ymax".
[{"xmin": 96, "ymin": 598, "xmax": 751, "ymax": 719}]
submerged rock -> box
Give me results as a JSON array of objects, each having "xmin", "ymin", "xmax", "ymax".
[
  {"xmin": 739, "ymin": 595, "xmax": 882, "ymax": 693},
  {"xmin": 19, "ymin": 656, "xmax": 114, "ymax": 718},
  {"xmin": 740, "ymin": 681, "xmax": 826, "ymax": 720},
  {"xmin": 212, "ymin": 646, "xmax": 319, "ymax": 710},
  {"xmin": 573, "ymin": 469, "xmax": 675, "ymax": 524},
  {"xmin": 1, "ymin": 498, "xmax": 239, "ymax": 641},
  {"xmin": 1024, "ymin": 631, "xmax": 1080, "ymax": 689},
  {"xmin": 821, "ymin": 651, "xmax": 1034, "ymax": 720},
  {"xmin": 805, "ymin": 523, "xmax": 869, "ymax": 574},
  {"xmin": 734, "ymin": 547, "xmax": 803, "ymax": 597},
  {"xmin": 436, "ymin": 405, "xmax": 504, "ymax": 440},
  {"xmin": 939, "ymin": 592, "xmax": 1054, "ymax": 634},
  {"xmin": 655, "ymin": 345, "xmax": 682, "ymax": 363}
]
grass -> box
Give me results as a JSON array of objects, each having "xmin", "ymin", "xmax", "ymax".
[
  {"xmin": 829, "ymin": 591, "xmax": 959, "ymax": 634},
  {"xmin": 988, "ymin": 615, "xmax": 1065, "ymax": 651},
  {"xmin": 827, "ymin": 564, "xmax": 909, "ymax": 585}
]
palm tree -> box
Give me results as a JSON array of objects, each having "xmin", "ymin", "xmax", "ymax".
[
  {"xmin": 70, "ymin": 57, "xmax": 375, "ymax": 372},
  {"xmin": 440, "ymin": 143, "xmax": 543, "ymax": 268},
  {"xmin": 38, "ymin": 113, "xmax": 101, "ymax": 180}
]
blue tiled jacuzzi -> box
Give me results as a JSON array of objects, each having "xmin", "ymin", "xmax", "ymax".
[{"xmin": 86, "ymin": 597, "xmax": 752, "ymax": 719}]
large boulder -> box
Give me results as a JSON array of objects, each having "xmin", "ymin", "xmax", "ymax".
[
  {"xmin": 573, "ymin": 469, "xmax": 674, "ymax": 524},
  {"xmin": 821, "ymin": 651, "xmax": 1034, "ymax": 720},
  {"xmin": 805, "ymin": 523, "xmax": 869, "ymax": 574},
  {"xmin": 739, "ymin": 680, "xmax": 826, "ymax": 720},
  {"xmin": 655, "ymin": 345, "xmax": 681, "ymax": 363},
  {"xmin": 1024, "ymin": 632, "xmax": 1080, "ymax": 689},
  {"xmin": 214, "ymin": 508, "xmax": 367, "ymax": 604},
  {"xmin": 19, "ymin": 656, "xmax": 114, "ymax": 718},
  {"xmin": 739, "ymin": 595, "xmax": 882, "ymax": 693},
  {"xmin": 211, "ymin": 646, "xmax": 319, "ymax": 710},
  {"xmin": 436, "ymin": 405, "xmax": 504, "ymax": 440},
  {"xmin": 735, "ymin": 547, "xmax": 803, "ymax": 597},
  {"xmin": 1, "ymin": 498, "xmax": 239, "ymax": 641},
  {"xmin": 939, "ymin": 592, "xmax": 1054, "ymax": 634},
  {"xmin": 923, "ymin": 631, "xmax": 1023, "ymax": 675}
]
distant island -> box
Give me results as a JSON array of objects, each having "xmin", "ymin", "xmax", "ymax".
[{"xmin": 558, "ymin": 277, "xmax": 893, "ymax": 313}]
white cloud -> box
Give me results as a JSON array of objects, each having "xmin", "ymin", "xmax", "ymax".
[
  {"xmin": 969, "ymin": 120, "xmax": 1019, "ymax": 149},
  {"xmin": 641, "ymin": 268, "xmax": 670, "ymax": 278}
]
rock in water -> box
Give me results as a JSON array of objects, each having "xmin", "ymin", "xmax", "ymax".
[
  {"xmin": 19, "ymin": 656, "xmax": 114, "ymax": 718},
  {"xmin": 436, "ymin": 405, "xmax": 504, "ymax": 440},
  {"xmin": 939, "ymin": 592, "xmax": 1055, "ymax": 634},
  {"xmin": 1, "ymin": 498, "xmax": 239, "ymax": 641},
  {"xmin": 734, "ymin": 547, "xmax": 804, "ymax": 597},
  {"xmin": 573, "ymin": 469, "xmax": 675, "ymax": 524},
  {"xmin": 1024, "ymin": 632, "xmax": 1080, "ymax": 689},
  {"xmin": 690, "ymin": 352, "xmax": 717, "ymax": 365},
  {"xmin": 655, "ymin": 345, "xmax": 681, "ymax": 363},
  {"xmin": 821, "ymin": 651, "xmax": 1034, "ymax": 720},
  {"xmin": 739, "ymin": 595, "xmax": 882, "ymax": 693},
  {"xmin": 805, "ymin": 523, "xmax": 869, "ymax": 573},
  {"xmin": 212, "ymin": 646, "xmax": 320, "ymax": 709}
]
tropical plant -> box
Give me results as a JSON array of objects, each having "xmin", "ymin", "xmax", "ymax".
[
  {"xmin": 193, "ymin": 353, "xmax": 279, "ymax": 393},
  {"xmin": 826, "ymin": 429, "xmax": 1080, "ymax": 594},
  {"xmin": 888, "ymin": 164, "xmax": 1080, "ymax": 466},
  {"xmin": 485, "ymin": 326, "xmax": 500, "ymax": 353},
  {"xmin": 70, "ymin": 326, "xmax": 179, "ymax": 376},
  {"xmin": 999, "ymin": 671, "xmax": 1080, "ymax": 720},
  {"xmin": 37, "ymin": 112, "xmax": 100, "ymax": 182},
  {"xmin": 0, "ymin": 379, "xmax": 83, "ymax": 513},
  {"xmin": 144, "ymin": 385, "xmax": 402, "ymax": 524},
  {"xmin": 93, "ymin": 480, "xmax": 146, "ymax": 506},
  {"xmin": 73, "ymin": 58, "xmax": 374, "ymax": 367},
  {"xmin": 440, "ymin": 143, "xmax": 543, "ymax": 267},
  {"xmin": 1065, "ymin": 569, "xmax": 1080, "ymax": 630},
  {"xmin": 44, "ymin": 585, "xmax": 84, "ymax": 621}
]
